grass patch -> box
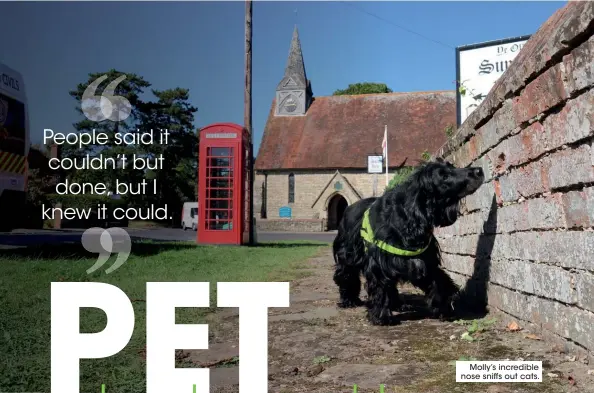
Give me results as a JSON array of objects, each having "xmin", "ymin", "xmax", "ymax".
[
  {"xmin": 313, "ymin": 355, "xmax": 332, "ymax": 365},
  {"xmin": 455, "ymin": 317, "xmax": 497, "ymax": 342},
  {"xmin": 216, "ymin": 356, "xmax": 240, "ymax": 368},
  {"xmin": 0, "ymin": 240, "xmax": 326, "ymax": 393}
]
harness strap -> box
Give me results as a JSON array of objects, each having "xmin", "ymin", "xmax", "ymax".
[{"xmin": 360, "ymin": 209, "xmax": 429, "ymax": 256}]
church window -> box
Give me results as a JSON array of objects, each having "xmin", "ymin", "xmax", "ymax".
[{"xmin": 288, "ymin": 173, "xmax": 295, "ymax": 203}]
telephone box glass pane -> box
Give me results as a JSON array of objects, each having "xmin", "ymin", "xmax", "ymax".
[
  {"xmin": 209, "ymin": 200, "xmax": 230, "ymax": 209},
  {"xmin": 208, "ymin": 189, "xmax": 232, "ymax": 199},
  {"xmin": 205, "ymin": 146, "xmax": 234, "ymax": 231},
  {"xmin": 208, "ymin": 147, "xmax": 233, "ymax": 168},
  {"xmin": 209, "ymin": 167, "xmax": 233, "ymax": 178},
  {"xmin": 208, "ymin": 178, "xmax": 230, "ymax": 188},
  {"xmin": 208, "ymin": 210, "xmax": 230, "ymax": 220},
  {"xmin": 210, "ymin": 147, "xmax": 231, "ymax": 157},
  {"xmin": 207, "ymin": 221, "xmax": 232, "ymax": 230},
  {"xmin": 209, "ymin": 157, "xmax": 234, "ymax": 167}
]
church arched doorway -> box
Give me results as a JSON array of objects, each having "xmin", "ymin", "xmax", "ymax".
[{"xmin": 327, "ymin": 194, "xmax": 348, "ymax": 230}]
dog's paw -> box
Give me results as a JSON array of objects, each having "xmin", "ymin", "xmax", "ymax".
[
  {"xmin": 396, "ymin": 304, "xmax": 417, "ymax": 312},
  {"xmin": 438, "ymin": 313, "xmax": 456, "ymax": 322},
  {"xmin": 430, "ymin": 306, "xmax": 456, "ymax": 321},
  {"xmin": 337, "ymin": 298, "xmax": 363, "ymax": 308}
]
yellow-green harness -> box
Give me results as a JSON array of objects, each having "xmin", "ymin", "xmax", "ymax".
[{"xmin": 360, "ymin": 209, "xmax": 429, "ymax": 256}]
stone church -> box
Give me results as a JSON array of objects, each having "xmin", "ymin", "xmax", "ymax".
[{"xmin": 254, "ymin": 27, "xmax": 457, "ymax": 232}]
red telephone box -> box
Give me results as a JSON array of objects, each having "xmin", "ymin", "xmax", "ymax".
[{"xmin": 197, "ymin": 123, "xmax": 248, "ymax": 245}]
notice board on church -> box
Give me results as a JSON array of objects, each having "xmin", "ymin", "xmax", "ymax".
[{"xmin": 367, "ymin": 155, "xmax": 383, "ymax": 174}]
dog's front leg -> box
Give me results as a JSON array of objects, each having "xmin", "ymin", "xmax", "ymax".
[
  {"xmin": 333, "ymin": 263, "xmax": 363, "ymax": 308},
  {"xmin": 431, "ymin": 268, "xmax": 461, "ymax": 321},
  {"xmin": 365, "ymin": 272, "xmax": 399, "ymax": 326},
  {"xmin": 387, "ymin": 282, "xmax": 414, "ymax": 312},
  {"xmin": 420, "ymin": 268, "xmax": 460, "ymax": 321}
]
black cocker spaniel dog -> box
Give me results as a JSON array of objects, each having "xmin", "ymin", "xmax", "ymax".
[{"xmin": 332, "ymin": 158, "xmax": 484, "ymax": 325}]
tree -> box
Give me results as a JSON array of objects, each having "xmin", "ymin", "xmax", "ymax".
[
  {"xmin": 58, "ymin": 70, "xmax": 198, "ymax": 226},
  {"xmin": 66, "ymin": 69, "xmax": 151, "ymax": 193},
  {"xmin": 333, "ymin": 82, "xmax": 393, "ymax": 96},
  {"xmin": 138, "ymin": 88, "xmax": 198, "ymax": 222}
]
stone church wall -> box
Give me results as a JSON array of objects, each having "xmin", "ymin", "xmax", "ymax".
[{"xmin": 254, "ymin": 170, "xmax": 391, "ymax": 231}]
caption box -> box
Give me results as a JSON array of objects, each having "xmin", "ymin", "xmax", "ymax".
[{"xmin": 456, "ymin": 361, "xmax": 542, "ymax": 382}]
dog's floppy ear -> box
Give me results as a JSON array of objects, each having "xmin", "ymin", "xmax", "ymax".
[{"xmin": 435, "ymin": 202, "xmax": 460, "ymax": 227}]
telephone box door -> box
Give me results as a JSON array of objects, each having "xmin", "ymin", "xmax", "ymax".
[{"xmin": 198, "ymin": 132, "xmax": 244, "ymax": 245}]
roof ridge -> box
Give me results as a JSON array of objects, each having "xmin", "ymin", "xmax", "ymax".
[{"xmin": 313, "ymin": 90, "xmax": 455, "ymax": 100}]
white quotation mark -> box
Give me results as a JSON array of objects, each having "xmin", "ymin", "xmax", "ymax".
[
  {"xmin": 82, "ymin": 227, "xmax": 132, "ymax": 274},
  {"xmin": 81, "ymin": 74, "xmax": 132, "ymax": 122}
]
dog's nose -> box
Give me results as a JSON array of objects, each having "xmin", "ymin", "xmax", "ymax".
[{"xmin": 470, "ymin": 167, "xmax": 483, "ymax": 178}]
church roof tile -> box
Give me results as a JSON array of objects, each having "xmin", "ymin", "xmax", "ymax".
[{"xmin": 255, "ymin": 90, "xmax": 456, "ymax": 171}]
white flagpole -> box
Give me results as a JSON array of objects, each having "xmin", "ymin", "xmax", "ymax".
[{"xmin": 384, "ymin": 125, "xmax": 389, "ymax": 188}]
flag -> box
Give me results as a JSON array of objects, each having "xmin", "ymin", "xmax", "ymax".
[{"xmin": 381, "ymin": 128, "xmax": 387, "ymax": 159}]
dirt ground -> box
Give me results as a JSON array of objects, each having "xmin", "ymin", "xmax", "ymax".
[{"xmin": 182, "ymin": 247, "xmax": 594, "ymax": 393}]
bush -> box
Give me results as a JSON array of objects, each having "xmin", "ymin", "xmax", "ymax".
[{"xmin": 385, "ymin": 166, "xmax": 416, "ymax": 192}]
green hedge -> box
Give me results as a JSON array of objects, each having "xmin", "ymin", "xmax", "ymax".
[{"xmin": 385, "ymin": 166, "xmax": 416, "ymax": 192}]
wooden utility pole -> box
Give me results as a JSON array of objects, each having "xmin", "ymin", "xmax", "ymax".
[{"xmin": 244, "ymin": 0, "xmax": 255, "ymax": 245}]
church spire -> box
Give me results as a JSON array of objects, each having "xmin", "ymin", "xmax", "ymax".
[
  {"xmin": 275, "ymin": 26, "xmax": 313, "ymax": 116},
  {"xmin": 282, "ymin": 26, "xmax": 307, "ymax": 87}
]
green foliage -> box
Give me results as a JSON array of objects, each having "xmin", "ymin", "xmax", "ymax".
[
  {"xmin": 333, "ymin": 82, "xmax": 392, "ymax": 96},
  {"xmin": 218, "ymin": 356, "xmax": 240, "ymax": 368},
  {"xmin": 59, "ymin": 69, "xmax": 199, "ymax": 226},
  {"xmin": 454, "ymin": 318, "xmax": 497, "ymax": 342},
  {"xmin": 457, "ymin": 79, "xmax": 486, "ymax": 112},
  {"xmin": 445, "ymin": 124, "xmax": 455, "ymax": 137},
  {"xmin": 313, "ymin": 355, "xmax": 332, "ymax": 364},
  {"xmin": 385, "ymin": 166, "xmax": 415, "ymax": 191},
  {"xmin": 26, "ymin": 146, "xmax": 56, "ymax": 206},
  {"xmin": 44, "ymin": 194, "xmax": 129, "ymax": 228},
  {"xmin": 421, "ymin": 151, "xmax": 431, "ymax": 161},
  {"xmin": 136, "ymin": 87, "xmax": 199, "ymax": 216}
]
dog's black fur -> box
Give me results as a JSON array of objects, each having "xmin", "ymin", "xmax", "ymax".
[{"xmin": 332, "ymin": 158, "xmax": 484, "ymax": 325}]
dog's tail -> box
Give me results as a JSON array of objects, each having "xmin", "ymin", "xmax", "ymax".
[
  {"xmin": 332, "ymin": 236, "xmax": 341, "ymax": 265},
  {"xmin": 333, "ymin": 220, "xmax": 347, "ymax": 266}
]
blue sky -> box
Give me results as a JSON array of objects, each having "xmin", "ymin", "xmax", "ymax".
[{"xmin": 1, "ymin": 1, "xmax": 564, "ymax": 155}]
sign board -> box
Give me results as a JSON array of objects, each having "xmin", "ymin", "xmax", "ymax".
[
  {"xmin": 456, "ymin": 35, "xmax": 531, "ymax": 126},
  {"xmin": 279, "ymin": 206, "xmax": 292, "ymax": 218},
  {"xmin": 205, "ymin": 133, "xmax": 237, "ymax": 139},
  {"xmin": 367, "ymin": 155, "xmax": 383, "ymax": 174}
]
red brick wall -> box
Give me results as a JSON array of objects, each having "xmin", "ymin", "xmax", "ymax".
[{"xmin": 434, "ymin": 1, "xmax": 594, "ymax": 354}]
